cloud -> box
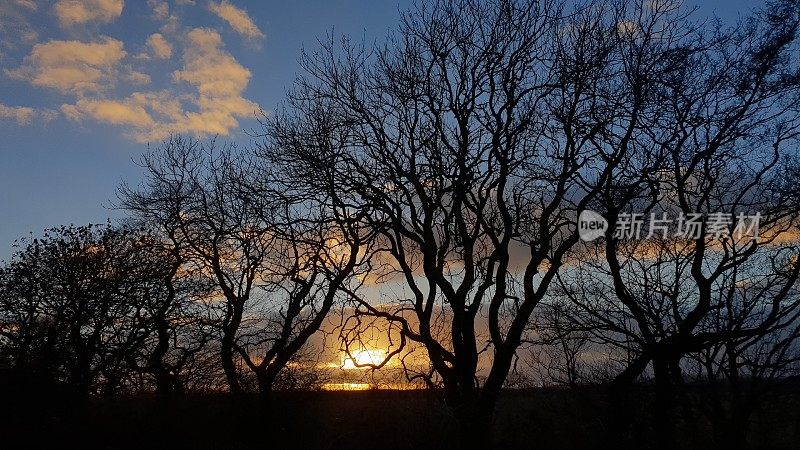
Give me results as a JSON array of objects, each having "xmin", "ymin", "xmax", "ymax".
[
  {"xmin": 144, "ymin": 0, "xmax": 179, "ymax": 34},
  {"xmin": 154, "ymin": 27, "xmax": 258, "ymax": 139},
  {"xmin": 13, "ymin": 0, "xmax": 37, "ymax": 11},
  {"xmin": 126, "ymin": 70, "xmax": 151, "ymax": 85},
  {"xmin": 62, "ymin": 98, "xmax": 154, "ymax": 128},
  {"xmin": 146, "ymin": 33, "xmax": 172, "ymax": 59},
  {"xmin": 0, "ymin": 104, "xmax": 35, "ymax": 124},
  {"xmin": 0, "ymin": 27, "xmax": 38, "ymax": 58},
  {"xmin": 173, "ymin": 28, "xmax": 251, "ymax": 98},
  {"xmin": 616, "ymin": 20, "xmax": 639, "ymax": 38},
  {"xmin": 147, "ymin": 0, "xmax": 169, "ymax": 21},
  {"xmin": 0, "ymin": 1, "xmax": 39, "ymax": 59},
  {"xmin": 159, "ymin": 15, "xmax": 180, "ymax": 34},
  {"xmin": 0, "ymin": 103, "xmax": 58, "ymax": 125},
  {"xmin": 209, "ymin": 1, "xmax": 264, "ymax": 40},
  {"xmin": 54, "ymin": 0, "xmax": 124, "ymax": 28},
  {"xmin": 63, "ymin": 91, "xmax": 187, "ymax": 127},
  {"xmin": 63, "ymin": 28, "xmax": 258, "ymax": 142},
  {"xmin": 19, "ymin": 30, "xmax": 38, "ymax": 44},
  {"xmin": 6, "ymin": 37, "xmax": 126, "ymax": 95},
  {"xmin": 1, "ymin": 0, "xmax": 262, "ymax": 145}
]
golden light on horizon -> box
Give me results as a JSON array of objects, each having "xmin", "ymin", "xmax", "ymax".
[
  {"xmin": 321, "ymin": 383, "xmax": 372, "ymax": 391},
  {"xmin": 341, "ymin": 348, "xmax": 387, "ymax": 370}
]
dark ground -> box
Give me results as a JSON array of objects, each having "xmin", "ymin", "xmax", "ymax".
[{"xmin": 1, "ymin": 385, "xmax": 799, "ymax": 449}]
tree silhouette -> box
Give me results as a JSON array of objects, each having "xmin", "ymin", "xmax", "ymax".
[
  {"xmin": 545, "ymin": 1, "xmax": 800, "ymax": 447},
  {"xmin": 259, "ymin": 0, "xmax": 664, "ymax": 443},
  {"xmin": 119, "ymin": 136, "xmax": 372, "ymax": 396},
  {"xmin": 0, "ymin": 223, "xmax": 180, "ymax": 397}
]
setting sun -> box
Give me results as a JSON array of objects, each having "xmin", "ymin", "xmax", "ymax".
[
  {"xmin": 341, "ymin": 348, "xmax": 387, "ymax": 369},
  {"xmin": 1, "ymin": 1, "xmax": 794, "ymax": 449}
]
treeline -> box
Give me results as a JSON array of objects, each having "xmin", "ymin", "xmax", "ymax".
[
  {"xmin": 1, "ymin": 136, "xmax": 367, "ymax": 398},
  {"xmin": 3, "ymin": 0, "xmax": 800, "ymax": 449},
  {"xmin": 0, "ymin": 223, "xmax": 215, "ymax": 397}
]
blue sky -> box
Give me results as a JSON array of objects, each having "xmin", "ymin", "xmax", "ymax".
[{"xmin": 0, "ymin": 0, "xmax": 763, "ymax": 259}]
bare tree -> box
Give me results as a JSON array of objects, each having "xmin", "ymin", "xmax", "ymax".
[
  {"xmin": 550, "ymin": 1, "xmax": 800, "ymax": 447},
  {"xmin": 686, "ymin": 264, "xmax": 800, "ymax": 450},
  {"xmin": 120, "ymin": 136, "xmax": 370, "ymax": 397},
  {"xmin": 120, "ymin": 138, "xmax": 269, "ymax": 393},
  {"xmin": 259, "ymin": 0, "xmax": 669, "ymax": 443},
  {"xmin": 118, "ymin": 142, "xmax": 219, "ymax": 396},
  {"xmin": 119, "ymin": 231, "xmax": 214, "ymax": 396}
]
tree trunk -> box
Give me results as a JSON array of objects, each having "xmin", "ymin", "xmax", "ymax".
[
  {"xmin": 604, "ymin": 354, "xmax": 650, "ymax": 450},
  {"xmin": 71, "ymin": 342, "xmax": 93, "ymax": 399},
  {"xmin": 151, "ymin": 317, "xmax": 173, "ymax": 397},
  {"xmin": 220, "ymin": 303, "xmax": 244, "ymax": 394},
  {"xmin": 652, "ymin": 357, "xmax": 676, "ymax": 450},
  {"xmin": 220, "ymin": 334, "xmax": 241, "ymax": 394},
  {"xmin": 255, "ymin": 368, "xmax": 276, "ymax": 407},
  {"xmin": 154, "ymin": 367, "xmax": 173, "ymax": 397},
  {"xmin": 605, "ymin": 382, "xmax": 636, "ymax": 450}
]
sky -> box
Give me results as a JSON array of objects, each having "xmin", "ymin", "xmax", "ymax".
[{"xmin": 0, "ymin": 0, "xmax": 763, "ymax": 259}]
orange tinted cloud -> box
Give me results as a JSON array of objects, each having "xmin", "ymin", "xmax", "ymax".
[
  {"xmin": 0, "ymin": 1, "xmax": 39, "ymax": 59},
  {"xmin": 62, "ymin": 98, "xmax": 154, "ymax": 128},
  {"xmin": 6, "ymin": 37, "xmax": 126, "ymax": 95},
  {"xmin": 146, "ymin": 0, "xmax": 169, "ymax": 21},
  {"xmin": 209, "ymin": 1, "xmax": 264, "ymax": 40},
  {"xmin": 0, "ymin": 103, "xmax": 58, "ymax": 125},
  {"xmin": 13, "ymin": 0, "xmax": 37, "ymax": 11},
  {"xmin": 173, "ymin": 28, "xmax": 251, "ymax": 97},
  {"xmin": 146, "ymin": 27, "xmax": 258, "ymax": 140},
  {"xmin": 54, "ymin": 0, "xmax": 124, "ymax": 27},
  {"xmin": 146, "ymin": 33, "xmax": 172, "ymax": 59},
  {"xmin": 61, "ymin": 28, "xmax": 258, "ymax": 142}
]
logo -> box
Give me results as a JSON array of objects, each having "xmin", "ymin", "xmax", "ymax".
[{"xmin": 578, "ymin": 210, "xmax": 608, "ymax": 241}]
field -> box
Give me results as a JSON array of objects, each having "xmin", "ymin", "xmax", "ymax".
[{"xmin": 3, "ymin": 385, "xmax": 799, "ymax": 449}]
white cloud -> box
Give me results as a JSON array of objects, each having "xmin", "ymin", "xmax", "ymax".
[
  {"xmin": 54, "ymin": 0, "xmax": 124, "ymax": 28},
  {"xmin": 209, "ymin": 1, "xmax": 264, "ymax": 41},
  {"xmin": 6, "ymin": 37, "xmax": 126, "ymax": 95},
  {"xmin": 146, "ymin": 33, "xmax": 172, "ymax": 59}
]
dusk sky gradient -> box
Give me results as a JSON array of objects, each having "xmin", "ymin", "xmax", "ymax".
[{"xmin": 0, "ymin": 0, "xmax": 763, "ymax": 259}]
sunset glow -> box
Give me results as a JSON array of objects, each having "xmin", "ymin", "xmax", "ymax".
[
  {"xmin": 1, "ymin": 1, "xmax": 795, "ymax": 448},
  {"xmin": 341, "ymin": 348, "xmax": 387, "ymax": 369}
]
